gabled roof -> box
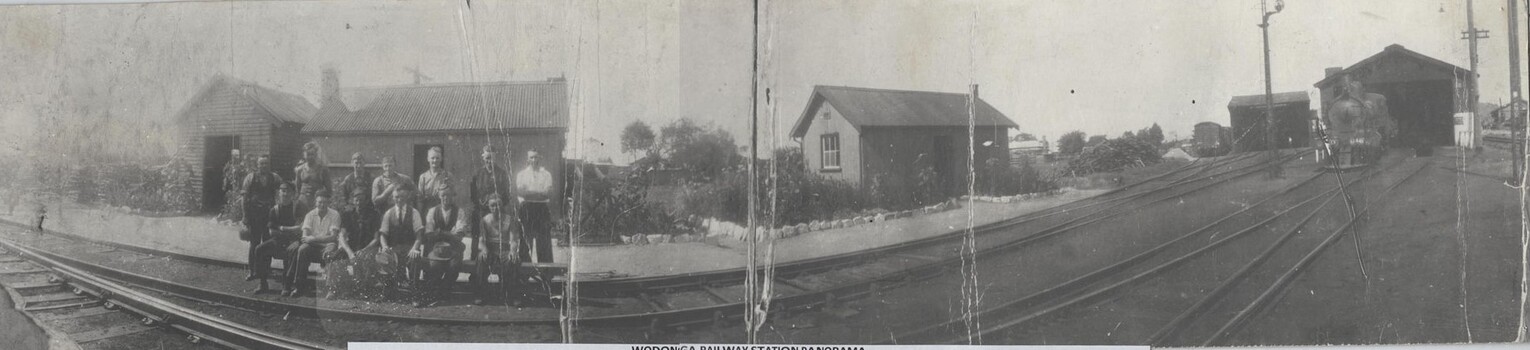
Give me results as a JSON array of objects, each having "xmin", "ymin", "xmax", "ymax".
[
  {"xmin": 1228, "ymin": 91, "xmax": 1309, "ymax": 108},
  {"xmin": 790, "ymin": 85, "xmax": 1018, "ymax": 139},
  {"xmin": 304, "ymin": 80, "xmax": 569, "ymax": 134},
  {"xmin": 1313, "ymin": 44, "xmax": 1471, "ymax": 88},
  {"xmin": 175, "ymin": 75, "xmax": 316, "ymax": 125}
]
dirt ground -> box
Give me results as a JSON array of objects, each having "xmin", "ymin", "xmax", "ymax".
[
  {"xmin": 1232, "ymin": 148, "xmax": 1523, "ymax": 345},
  {"xmin": 662, "ymin": 149, "xmax": 1524, "ymax": 346}
]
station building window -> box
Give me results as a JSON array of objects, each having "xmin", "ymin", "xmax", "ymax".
[{"xmin": 821, "ymin": 133, "xmax": 840, "ymax": 170}]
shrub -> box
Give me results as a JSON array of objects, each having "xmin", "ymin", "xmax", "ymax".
[
  {"xmin": 982, "ymin": 156, "xmax": 1058, "ymax": 196},
  {"xmin": 27, "ymin": 160, "xmax": 198, "ymax": 215},
  {"xmin": 678, "ymin": 164, "xmax": 873, "ymax": 228},
  {"xmin": 1067, "ymin": 137, "xmax": 1163, "ymax": 174},
  {"xmin": 566, "ymin": 160, "xmax": 697, "ymax": 243}
]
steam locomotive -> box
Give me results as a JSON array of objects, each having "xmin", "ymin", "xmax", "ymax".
[{"xmin": 1319, "ymin": 74, "xmax": 1396, "ymax": 170}]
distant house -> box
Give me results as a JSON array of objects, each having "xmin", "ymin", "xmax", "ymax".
[
  {"xmin": 1487, "ymin": 99, "xmax": 1527, "ymax": 130},
  {"xmin": 302, "ymin": 70, "xmax": 568, "ymax": 212},
  {"xmin": 1010, "ymin": 136, "xmax": 1049, "ymax": 157},
  {"xmin": 1227, "ymin": 91, "xmax": 1311, "ymax": 152},
  {"xmin": 789, "ymin": 85, "xmax": 1017, "ymax": 200},
  {"xmin": 173, "ymin": 75, "xmax": 316, "ymax": 212}
]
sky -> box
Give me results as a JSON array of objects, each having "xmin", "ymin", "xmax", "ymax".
[{"xmin": 0, "ymin": 0, "xmax": 1526, "ymax": 163}]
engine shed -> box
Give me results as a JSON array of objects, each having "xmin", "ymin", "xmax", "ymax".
[{"xmin": 1314, "ymin": 44, "xmax": 1475, "ymax": 149}]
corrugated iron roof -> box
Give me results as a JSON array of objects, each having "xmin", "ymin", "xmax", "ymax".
[
  {"xmin": 241, "ymin": 83, "xmax": 317, "ymax": 124},
  {"xmin": 790, "ymin": 85, "xmax": 1017, "ymax": 138},
  {"xmin": 175, "ymin": 75, "xmax": 316, "ymax": 125},
  {"xmin": 1227, "ymin": 91, "xmax": 1310, "ymax": 108},
  {"xmin": 1313, "ymin": 44, "xmax": 1472, "ymax": 88},
  {"xmin": 304, "ymin": 81, "xmax": 568, "ymax": 133}
]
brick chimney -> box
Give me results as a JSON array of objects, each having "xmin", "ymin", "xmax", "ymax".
[
  {"xmin": 969, "ymin": 84, "xmax": 979, "ymax": 100},
  {"xmin": 321, "ymin": 67, "xmax": 340, "ymax": 105}
]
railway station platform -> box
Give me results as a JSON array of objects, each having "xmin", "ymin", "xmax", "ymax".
[
  {"xmin": 0, "ymin": 188, "xmax": 1104, "ymax": 324},
  {"xmin": 0, "ymin": 189, "xmax": 1104, "ymax": 281}
]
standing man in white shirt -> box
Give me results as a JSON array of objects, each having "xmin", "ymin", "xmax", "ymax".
[
  {"xmin": 284, "ymin": 192, "xmax": 343, "ymax": 297},
  {"xmin": 515, "ymin": 150, "xmax": 555, "ymax": 263}
]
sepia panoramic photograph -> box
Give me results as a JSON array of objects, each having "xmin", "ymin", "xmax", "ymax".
[{"xmin": 0, "ymin": 0, "xmax": 1527, "ymax": 349}]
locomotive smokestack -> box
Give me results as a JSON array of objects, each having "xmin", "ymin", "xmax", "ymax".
[{"xmin": 1324, "ymin": 67, "xmax": 1343, "ymax": 78}]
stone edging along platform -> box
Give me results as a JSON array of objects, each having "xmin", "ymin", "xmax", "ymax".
[{"xmin": 628, "ymin": 189, "xmax": 1067, "ymax": 245}]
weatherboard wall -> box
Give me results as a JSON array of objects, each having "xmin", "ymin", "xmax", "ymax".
[{"xmin": 175, "ymin": 82, "xmax": 304, "ymax": 211}]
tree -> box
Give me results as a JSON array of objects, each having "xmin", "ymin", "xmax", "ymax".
[
  {"xmin": 1068, "ymin": 137, "xmax": 1163, "ymax": 174},
  {"xmin": 1087, "ymin": 135, "xmax": 1108, "ymax": 147},
  {"xmin": 772, "ymin": 147, "xmax": 804, "ymax": 170},
  {"xmin": 1014, "ymin": 133, "xmax": 1038, "ymax": 142},
  {"xmin": 1122, "ymin": 131, "xmax": 1136, "ymax": 139},
  {"xmin": 620, "ymin": 120, "xmax": 657, "ymax": 158},
  {"xmin": 1139, "ymin": 123, "xmax": 1165, "ymax": 149},
  {"xmin": 1057, "ymin": 131, "xmax": 1087, "ymax": 156},
  {"xmin": 658, "ymin": 118, "xmax": 743, "ymax": 182}
]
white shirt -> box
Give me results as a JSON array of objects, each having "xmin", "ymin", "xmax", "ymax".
[
  {"xmin": 301, "ymin": 207, "xmax": 343, "ymax": 242},
  {"xmin": 515, "ymin": 166, "xmax": 554, "ymax": 203}
]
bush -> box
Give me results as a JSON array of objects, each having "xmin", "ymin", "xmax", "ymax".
[
  {"xmin": 566, "ymin": 160, "xmax": 698, "ymax": 242},
  {"xmin": 982, "ymin": 156, "xmax": 1058, "ymax": 196},
  {"xmin": 678, "ymin": 164, "xmax": 873, "ymax": 228},
  {"xmin": 1067, "ymin": 137, "xmax": 1163, "ymax": 175},
  {"xmin": 23, "ymin": 159, "xmax": 197, "ymax": 215}
]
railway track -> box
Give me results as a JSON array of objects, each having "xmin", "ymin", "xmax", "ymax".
[
  {"xmin": 0, "ymin": 238, "xmax": 334, "ymax": 350},
  {"xmin": 0, "ymin": 150, "xmax": 1298, "ymax": 339},
  {"xmin": 884, "ymin": 153, "xmax": 1429, "ymax": 345},
  {"xmin": 575, "ymin": 151, "xmax": 1267, "ymax": 296}
]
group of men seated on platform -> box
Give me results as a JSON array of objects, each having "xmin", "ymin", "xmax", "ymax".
[{"xmin": 237, "ymin": 142, "xmax": 555, "ymax": 307}]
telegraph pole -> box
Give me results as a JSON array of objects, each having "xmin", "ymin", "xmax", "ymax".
[
  {"xmin": 1507, "ymin": 0, "xmax": 1524, "ymax": 183},
  {"xmin": 1260, "ymin": 0, "xmax": 1284, "ymax": 179},
  {"xmin": 1462, "ymin": 0, "xmax": 1489, "ymax": 121}
]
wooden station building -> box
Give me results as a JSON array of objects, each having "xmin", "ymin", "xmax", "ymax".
[
  {"xmin": 173, "ymin": 75, "xmax": 316, "ymax": 212},
  {"xmin": 789, "ymin": 85, "xmax": 1017, "ymax": 201}
]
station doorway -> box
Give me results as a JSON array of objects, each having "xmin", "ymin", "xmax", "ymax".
[{"xmin": 202, "ymin": 136, "xmax": 240, "ymax": 213}]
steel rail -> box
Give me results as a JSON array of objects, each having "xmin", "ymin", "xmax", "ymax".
[
  {"xmin": 0, "ymin": 238, "xmax": 336, "ymax": 350},
  {"xmin": 578, "ymin": 151, "xmax": 1299, "ymax": 330},
  {"xmin": 0, "ymin": 151, "xmax": 1239, "ymax": 299},
  {"xmin": 0, "ymin": 150, "xmax": 1297, "ymax": 331},
  {"xmin": 894, "ymin": 156, "xmax": 1388, "ymax": 344},
  {"xmin": 1199, "ymin": 160, "xmax": 1430, "ymax": 346},
  {"xmin": 573, "ymin": 150, "xmax": 1286, "ymax": 295},
  {"xmin": 885, "ymin": 166, "xmax": 1329, "ymax": 344},
  {"xmin": 964, "ymin": 160, "xmax": 1406, "ymax": 345},
  {"xmin": 1149, "ymin": 162, "xmax": 1399, "ymax": 345}
]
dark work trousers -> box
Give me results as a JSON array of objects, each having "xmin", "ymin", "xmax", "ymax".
[
  {"xmin": 518, "ymin": 202, "xmax": 553, "ymax": 263},
  {"xmin": 252, "ymin": 236, "xmax": 292, "ymax": 281},
  {"xmin": 473, "ymin": 246, "xmax": 521, "ymax": 302},
  {"xmin": 285, "ymin": 242, "xmax": 330, "ymax": 292},
  {"xmin": 244, "ymin": 209, "xmax": 271, "ymax": 277}
]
